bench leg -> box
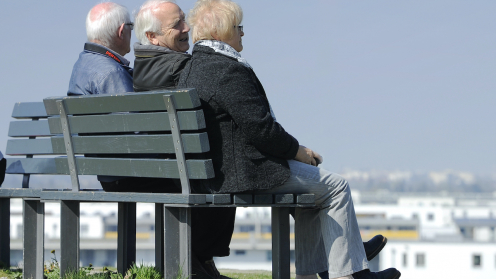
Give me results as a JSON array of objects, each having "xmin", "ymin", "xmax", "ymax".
[
  {"xmin": 0, "ymin": 198, "xmax": 10, "ymax": 268},
  {"xmin": 60, "ymin": 200, "xmax": 80, "ymax": 277},
  {"xmin": 118, "ymin": 202, "xmax": 136, "ymax": 275},
  {"xmin": 271, "ymin": 207, "xmax": 290, "ymax": 279},
  {"xmin": 155, "ymin": 203, "xmax": 164, "ymax": 275},
  {"xmin": 164, "ymin": 207, "xmax": 191, "ymax": 279},
  {"xmin": 23, "ymin": 199, "xmax": 44, "ymax": 279}
]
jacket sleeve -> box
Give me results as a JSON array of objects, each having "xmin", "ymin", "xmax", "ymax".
[
  {"xmin": 213, "ymin": 63, "xmax": 299, "ymax": 160},
  {"xmin": 97, "ymin": 67, "xmax": 134, "ymax": 94}
]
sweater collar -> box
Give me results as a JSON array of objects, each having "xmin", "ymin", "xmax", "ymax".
[{"xmin": 196, "ymin": 40, "xmax": 252, "ymax": 69}]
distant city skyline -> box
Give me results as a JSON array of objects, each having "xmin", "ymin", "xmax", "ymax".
[{"xmin": 0, "ymin": 0, "xmax": 495, "ymax": 176}]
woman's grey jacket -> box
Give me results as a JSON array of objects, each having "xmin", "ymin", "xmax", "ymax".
[{"xmin": 178, "ymin": 45, "xmax": 299, "ymax": 194}]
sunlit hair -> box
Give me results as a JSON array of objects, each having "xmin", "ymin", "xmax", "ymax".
[
  {"xmin": 135, "ymin": 0, "xmax": 176, "ymax": 45},
  {"xmin": 188, "ymin": 0, "xmax": 243, "ymax": 43},
  {"xmin": 86, "ymin": 2, "xmax": 130, "ymax": 48}
]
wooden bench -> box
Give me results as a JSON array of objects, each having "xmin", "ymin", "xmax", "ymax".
[{"xmin": 0, "ymin": 89, "xmax": 315, "ymax": 279}]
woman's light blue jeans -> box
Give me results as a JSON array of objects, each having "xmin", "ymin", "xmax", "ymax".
[{"xmin": 259, "ymin": 160, "xmax": 368, "ymax": 278}]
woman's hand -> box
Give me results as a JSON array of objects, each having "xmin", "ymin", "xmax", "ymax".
[{"xmin": 295, "ymin": 145, "xmax": 324, "ymax": 166}]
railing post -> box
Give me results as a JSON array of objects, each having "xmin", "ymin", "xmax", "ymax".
[
  {"xmin": 23, "ymin": 199, "xmax": 44, "ymax": 279},
  {"xmin": 117, "ymin": 202, "xmax": 136, "ymax": 275},
  {"xmin": 271, "ymin": 207, "xmax": 290, "ymax": 279},
  {"xmin": 164, "ymin": 207, "xmax": 191, "ymax": 279},
  {"xmin": 155, "ymin": 203, "xmax": 165, "ymax": 275},
  {"xmin": 60, "ymin": 200, "xmax": 80, "ymax": 277},
  {"xmin": 0, "ymin": 198, "xmax": 10, "ymax": 267}
]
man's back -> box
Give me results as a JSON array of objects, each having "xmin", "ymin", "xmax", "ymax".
[{"xmin": 68, "ymin": 43, "xmax": 133, "ymax": 96}]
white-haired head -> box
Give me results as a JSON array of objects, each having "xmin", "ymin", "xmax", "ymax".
[
  {"xmin": 86, "ymin": 2, "xmax": 131, "ymax": 49},
  {"xmin": 188, "ymin": 0, "xmax": 243, "ymax": 43},
  {"xmin": 135, "ymin": 0, "xmax": 176, "ymax": 45}
]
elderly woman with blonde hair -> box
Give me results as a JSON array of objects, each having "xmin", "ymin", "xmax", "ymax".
[{"xmin": 178, "ymin": 1, "xmax": 401, "ymax": 279}]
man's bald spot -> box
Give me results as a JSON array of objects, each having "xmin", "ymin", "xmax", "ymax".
[
  {"xmin": 155, "ymin": 2, "xmax": 183, "ymax": 29},
  {"xmin": 89, "ymin": 2, "xmax": 114, "ymax": 22}
]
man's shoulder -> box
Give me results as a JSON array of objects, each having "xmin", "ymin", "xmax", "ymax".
[{"xmin": 69, "ymin": 49, "xmax": 133, "ymax": 95}]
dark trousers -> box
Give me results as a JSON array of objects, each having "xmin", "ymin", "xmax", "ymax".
[
  {"xmin": 0, "ymin": 158, "xmax": 5, "ymax": 186},
  {"xmin": 100, "ymin": 177, "xmax": 235, "ymax": 259}
]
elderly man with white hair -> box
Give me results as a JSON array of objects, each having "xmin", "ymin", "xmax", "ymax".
[
  {"xmin": 132, "ymin": 1, "xmax": 236, "ymax": 279},
  {"xmin": 132, "ymin": 0, "xmax": 190, "ymax": 90},
  {"xmin": 68, "ymin": 2, "xmax": 133, "ymax": 96},
  {"xmin": 67, "ymin": 2, "xmax": 135, "ymax": 186}
]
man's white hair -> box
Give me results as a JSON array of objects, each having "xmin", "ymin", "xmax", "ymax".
[
  {"xmin": 135, "ymin": 0, "xmax": 176, "ymax": 45},
  {"xmin": 86, "ymin": 2, "xmax": 130, "ymax": 48}
]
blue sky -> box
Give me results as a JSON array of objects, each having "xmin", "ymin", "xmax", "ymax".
[{"xmin": 0, "ymin": 0, "xmax": 495, "ymax": 175}]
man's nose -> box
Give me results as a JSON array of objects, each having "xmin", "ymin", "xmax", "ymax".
[{"xmin": 183, "ymin": 22, "xmax": 190, "ymax": 33}]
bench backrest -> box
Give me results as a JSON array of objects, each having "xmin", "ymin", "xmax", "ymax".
[{"xmin": 6, "ymin": 89, "xmax": 211, "ymax": 194}]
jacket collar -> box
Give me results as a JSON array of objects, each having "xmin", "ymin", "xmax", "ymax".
[
  {"xmin": 84, "ymin": 42, "xmax": 130, "ymax": 66},
  {"xmin": 133, "ymin": 42, "xmax": 190, "ymax": 58}
]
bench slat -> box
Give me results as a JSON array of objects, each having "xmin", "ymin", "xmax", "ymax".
[
  {"xmin": 254, "ymin": 194, "xmax": 273, "ymax": 204},
  {"xmin": 7, "ymin": 138, "xmax": 54, "ymax": 155},
  {"xmin": 56, "ymin": 157, "xmax": 214, "ymax": 179},
  {"xmin": 275, "ymin": 194, "xmax": 295, "ymax": 204},
  {"xmin": 0, "ymin": 189, "xmax": 42, "ymax": 198},
  {"xmin": 52, "ymin": 133, "xmax": 210, "ymax": 154},
  {"xmin": 44, "ymin": 89, "xmax": 200, "ymax": 115},
  {"xmin": 6, "ymin": 158, "xmax": 214, "ymax": 179},
  {"xmin": 47, "ymin": 110, "xmax": 205, "ymax": 134},
  {"xmin": 39, "ymin": 191, "xmax": 207, "ymax": 204},
  {"xmin": 6, "ymin": 158, "xmax": 58, "ymax": 174},
  {"xmin": 233, "ymin": 194, "xmax": 253, "ymax": 204},
  {"xmin": 12, "ymin": 102, "xmax": 48, "ymax": 119},
  {"xmin": 8, "ymin": 120, "xmax": 52, "ymax": 137},
  {"xmin": 6, "ymin": 133, "xmax": 210, "ymax": 155},
  {"xmin": 296, "ymin": 194, "xmax": 315, "ymax": 204}
]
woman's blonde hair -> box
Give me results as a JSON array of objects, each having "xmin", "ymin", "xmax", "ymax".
[{"xmin": 188, "ymin": 0, "xmax": 243, "ymax": 43}]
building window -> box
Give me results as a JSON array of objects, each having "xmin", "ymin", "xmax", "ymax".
[
  {"xmin": 17, "ymin": 224, "xmax": 23, "ymax": 238},
  {"xmin": 239, "ymin": 225, "xmax": 255, "ymax": 232},
  {"xmin": 403, "ymin": 253, "xmax": 407, "ymax": 267},
  {"xmin": 107, "ymin": 225, "xmax": 117, "ymax": 232},
  {"xmin": 261, "ymin": 225, "xmax": 271, "ymax": 233},
  {"xmin": 235, "ymin": 250, "xmax": 246, "ymax": 256},
  {"xmin": 81, "ymin": 224, "xmax": 89, "ymax": 236},
  {"xmin": 473, "ymin": 254, "xmax": 481, "ymax": 267},
  {"xmin": 416, "ymin": 253, "xmax": 425, "ymax": 267},
  {"xmin": 427, "ymin": 213, "xmax": 434, "ymax": 221}
]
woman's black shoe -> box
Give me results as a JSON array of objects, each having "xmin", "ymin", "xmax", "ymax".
[{"xmin": 352, "ymin": 268, "xmax": 401, "ymax": 279}]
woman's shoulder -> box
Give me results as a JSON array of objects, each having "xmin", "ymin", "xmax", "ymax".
[{"xmin": 192, "ymin": 45, "xmax": 241, "ymax": 65}]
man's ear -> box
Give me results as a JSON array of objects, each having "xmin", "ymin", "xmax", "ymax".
[
  {"xmin": 146, "ymin": 31, "xmax": 158, "ymax": 45},
  {"xmin": 118, "ymin": 23, "xmax": 125, "ymax": 39}
]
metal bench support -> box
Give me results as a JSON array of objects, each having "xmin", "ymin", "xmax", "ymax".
[
  {"xmin": 155, "ymin": 203, "xmax": 165, "ymax": 275},
  {"xmin": 23, "ymin": 200, "xmax": 44, "ymax": 279},
  {"xmin": 0, "ymin": 198, "xmax": 9, "ymax": 267},
  {"xmin": 118, "ymin": 202, "xmax": 136, "ymax": 275},
  {"xmin": 60, "ymin": 200, "xmax": 80, "ymax": 277},
  {"xmin": 164, "ymin": 207, "xmax": 191, "ymax": 279},
  {"xmin": 271, "ymin": 207, "xmax": 291, "ymax": 279}
]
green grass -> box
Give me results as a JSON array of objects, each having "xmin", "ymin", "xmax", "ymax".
[
  {"xmin": 221, "ymin": 270, "xmax": 296, "ymax": 279},
  {"xmin": 222, "ymin": 272, "xmax": 273, "ymax": 279},
  {"xmin": 0, "ymin": 266, "xmax": 291, "ymax": 279}
]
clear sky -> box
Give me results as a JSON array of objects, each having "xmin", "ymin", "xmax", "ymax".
[{"xmin": 0, "ymin": 0, "xmax": 494, "ymax": 175}]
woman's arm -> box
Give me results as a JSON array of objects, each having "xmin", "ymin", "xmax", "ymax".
[{"xmin": 214, "ymin": 63, "xmax": 299, "ymax": 160}]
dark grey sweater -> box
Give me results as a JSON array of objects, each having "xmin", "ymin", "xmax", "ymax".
[{"xmin": 178, "ymin": 45, "xmax": 299, "ymax": 193}]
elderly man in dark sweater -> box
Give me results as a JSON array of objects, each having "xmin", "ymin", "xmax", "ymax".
[{"xmin": 132, "ymin": 1, "xmax": 235, "ymax": 279}]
